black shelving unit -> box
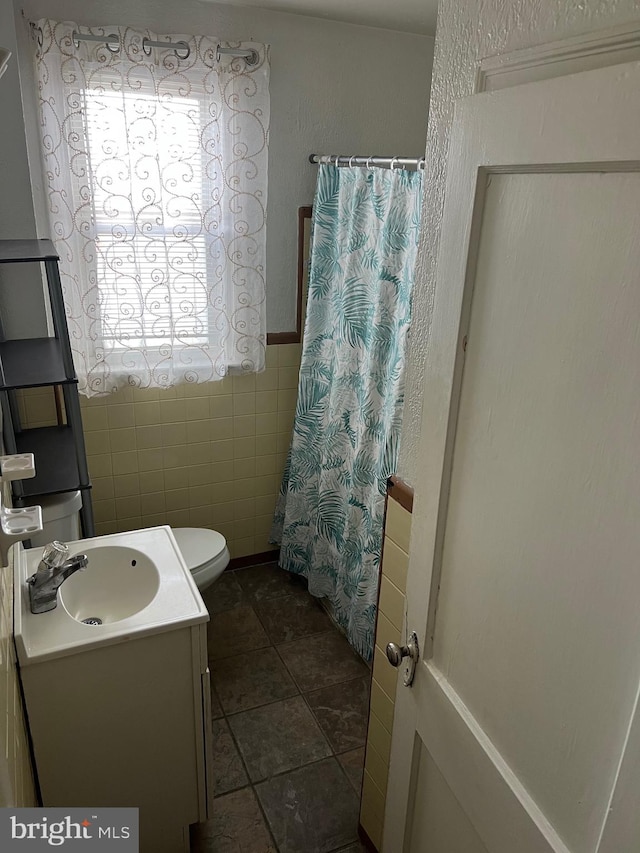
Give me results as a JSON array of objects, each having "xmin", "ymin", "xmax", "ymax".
[{"xmin": 0, "ymin": 238, "xmax": 94, "ymax": 537}]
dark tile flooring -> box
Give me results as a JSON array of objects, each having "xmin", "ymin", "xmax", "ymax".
[{"xmin": 191, "ymin": 561, "xmax": 370, "ymax": 853}]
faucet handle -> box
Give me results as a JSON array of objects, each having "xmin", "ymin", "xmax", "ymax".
[{"xmin": 39, "ymin": 541, "xmax": 69, "ymax": 573}]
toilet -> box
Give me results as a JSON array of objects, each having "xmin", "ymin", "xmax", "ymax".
[
  {"xmin": 30, "ymin": 492, "xmax": 230, "ymax": 593},
  {"xmin": 171, "ymin": 527, "xmax": 230, "ymax": 592}
]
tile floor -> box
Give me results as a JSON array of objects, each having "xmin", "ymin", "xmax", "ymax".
[{"xmin": 190, "ymin": 561, "xmax": 370, "ymax": 853}]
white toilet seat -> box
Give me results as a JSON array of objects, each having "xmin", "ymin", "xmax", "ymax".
[{"xmin": 172, "ymin": 527, "xmax": 230, "ymax": 591}]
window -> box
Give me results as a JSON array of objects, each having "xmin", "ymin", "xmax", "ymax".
[
  {"xmin": 34, "ymin": 20, "xmax": 269, "ymax": 396},
  {"xmin": 85, "ymin": 85, "xmax": 210, "ymax": 349}
]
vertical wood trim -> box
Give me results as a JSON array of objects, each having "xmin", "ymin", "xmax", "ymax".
[
  {"xmin": 297, "ymin": 205, "xmax": 312, "ymax": 341},
  {"xmin": 266, "ymin": 205, "xmax": 312, "ymax": 347}
]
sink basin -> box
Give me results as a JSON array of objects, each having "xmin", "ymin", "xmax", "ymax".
[
  {"xmin": 60, "ymin": 546, "xmax": 160, "ymax": 624},
  {"xmin": 14, "ymin": 526, "xmax": 208, "ymax": 665}
]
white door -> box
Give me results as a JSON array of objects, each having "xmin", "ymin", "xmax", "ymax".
[{"xmin": 385, "ymin": 59, "xmax": 640, "ymax": 853}]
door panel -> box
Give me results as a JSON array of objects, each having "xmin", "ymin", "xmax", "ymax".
[
  {"xmin": 408, "ymin": 741, "xmax": 489, "ymax": 853},
  {"xmin": 385, "ymin": 59, "xmax": 640, "ymax": 853},
  {"xmin": 433, "ymin": 171, "xmax": 640, "ymax": 852}
]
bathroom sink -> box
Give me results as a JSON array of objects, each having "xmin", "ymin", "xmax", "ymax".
[
  {"xmin": 14, "ymin": 526, "xmax": 208, "ymax": 665},
  {"xmin": 60, "ymin": 545, "xmax": 160, "ymax": 625}
]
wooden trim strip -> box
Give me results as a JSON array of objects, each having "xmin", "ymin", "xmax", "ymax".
[
  {"xmin": 296, "ymin": 205, "xmax": 312, "ymax": 341},
  {"xmin": 266, "ymin": 331, "xmax": 299, "ymax": 345},
  {"xmin": 387, "ymin": 475, "xmax": 414, "ymax": 513},
  {"xmin": 265, "ymin": 205, "xmax": 313, "ymax": 347},
  {"xmin": 476, "ymin": 22, "xmax": 640, "ymax": 94},
  {"xmin": 228, "ymin": 550, "xmax": 279, "ymax": 571}
]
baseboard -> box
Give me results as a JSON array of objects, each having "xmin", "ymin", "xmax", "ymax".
[{"xmin": 228, "ymin": 549, "xmax": 280, "ymax": 570}]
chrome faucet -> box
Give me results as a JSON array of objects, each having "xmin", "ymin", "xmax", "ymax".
[{"xmin": 27, "ymin": 541, "xmax": 89, "ymax": 614}]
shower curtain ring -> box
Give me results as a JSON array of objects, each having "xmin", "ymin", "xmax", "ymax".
[
  {"xmin": 391, "ymin": 156, "xmax": 399, "ymax": 170},
  {"xmin": 366, "ymin": 157, "xmax": 373, "ymax": 170},
  {"xmin": 349, "ymin": 156, "xmax": 356, "ymax": 168}
]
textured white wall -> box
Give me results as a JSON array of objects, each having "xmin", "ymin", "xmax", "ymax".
[
  {"xmin": 399, "ymin": 0, "xmax": 640, "ymax": 481},
  {"xmin": 0, "ymin": 2, "xmax": 48, "ymax": 339},
  {"xmin": 12, "ymin": 0, "xmax": 434, "ymax": 334}
]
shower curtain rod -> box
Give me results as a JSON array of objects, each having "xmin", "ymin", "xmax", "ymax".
[
  {"xmin": 309, "ymin": 154, "xmax": 425, "ymax": 171},
  {"xmin": 30, "ymin": 24, "xmax": 259, "ymax": 64}
]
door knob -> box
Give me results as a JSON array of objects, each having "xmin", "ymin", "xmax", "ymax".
[
  {"xmin": 385, "ymin": 632, "xmax": 419, "ymax": 687},
  {"xmin": 386, "ymin": 643, "xmax": 409, "ymax": 667}
]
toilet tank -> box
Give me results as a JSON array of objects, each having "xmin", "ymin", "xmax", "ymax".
[{"xmin": 28, "ymin": 491, "xmax": 82, "ymax": 547}]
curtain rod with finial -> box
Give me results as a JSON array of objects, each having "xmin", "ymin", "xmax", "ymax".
[
  {"xmin": 309, "ymin": 154, "xmax": 425, "ymax": 171},
  {"xmin": 29, "ymin": 23, "xmax": 259, "ymax": 65}
]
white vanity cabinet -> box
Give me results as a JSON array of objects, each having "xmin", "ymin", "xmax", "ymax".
[
  {"xmin": 13, "ymin": 528, "xmax": 214, "ymax": 853},
  {"xmin": 19, "ymin": 621, "xmax": 213, "ymax": 853}
]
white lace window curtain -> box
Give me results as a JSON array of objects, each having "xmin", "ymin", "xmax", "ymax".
[{"xmin": 33, "ymin": 19, "xmax": 269, "ymax": 396}]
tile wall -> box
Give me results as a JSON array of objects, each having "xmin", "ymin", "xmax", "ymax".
[
  {"xmin": 359, "ymin": 487, "xmax": 412, "ymax": 850},
  {"xmin": 0, "ymin": 486, "xmax": 37, "ymax": 806},
  {"xmin": 16, "ymin": 343, "xmax": 302, "ymax": 560}
]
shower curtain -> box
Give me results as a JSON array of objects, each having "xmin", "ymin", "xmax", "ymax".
[{"xmin": 271, "ymin": 163, "xmax": 423, "ymax": 660}]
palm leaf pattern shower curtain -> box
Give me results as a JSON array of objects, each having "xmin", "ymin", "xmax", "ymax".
[{"xmin": 271, "ymin": 163, "xmax": 423, "ymax": 660}]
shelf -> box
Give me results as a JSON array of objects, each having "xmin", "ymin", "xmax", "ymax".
[
  {"xmin": 0, "ymin": 239, "xmax": 58, "ymax": 264},
  {"xmin": 1, "ymin": 242, "xmax": 95, "ymax": 536},
  {"xmin": 0, "ymin": 339, "xmax": 77, "ymax": 389},
  {"xmin": 13, "ymin": 426, "xmax": 90, "ymax": 498}
]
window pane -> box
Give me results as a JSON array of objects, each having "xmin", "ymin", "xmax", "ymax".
[{"xmin": 84, "ymin": 83, "xmax": 210, "ymax": 349}]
